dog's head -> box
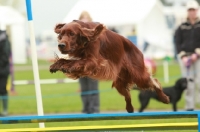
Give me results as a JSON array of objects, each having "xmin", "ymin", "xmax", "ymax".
[
  {"xmin": 175, "ymin": 77, "xmax": 187, "ymax": 91},
  {"xmin": 54, "ymin": 20, "xmax": 105, "ymax": 54}
]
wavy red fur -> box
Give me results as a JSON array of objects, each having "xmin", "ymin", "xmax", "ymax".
[{"xmin": 50, "ymin": 20, "xmax": 170, "ymax": 113}]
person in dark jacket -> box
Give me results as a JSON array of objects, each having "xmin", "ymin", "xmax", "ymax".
[
  {"xmin": 0, "ymin": 29, "xmax": 11, "ymax": 116},
  {"xmin": 174, "ymin": 0, "xmax": 200, "ymax": 111}
]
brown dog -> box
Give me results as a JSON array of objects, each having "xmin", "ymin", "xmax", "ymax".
[{"xmin": 50, "ymin": 20, "xmax": 170, "ymax": 113}]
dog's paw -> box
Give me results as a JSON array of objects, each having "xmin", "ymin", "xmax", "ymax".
[
  {"xmin": 62, "ymin": 64, "xmax": 81, "ymax": 74},
  {"xmin": 163, "ymin": 95, "xmax": 170, "ymax": 104},
  {"xmin": 158, "ymin": 93, "xmax": 170, "ymax": 104},
  {"xmin": 50, "ymin": 69, "xmax": 58, "ymax": 73},
  {"xmin": 59, "ymin": 65, "xmax": 70, "ymax": 73},
  {"xmin": 50, "ymin": 68, "xmax": 58, "ymax": 73},
  {"xmin": 50, "ymin": 59, "xmax": 70, "ymax": 73},
  {"xmin": 49, "ymin": 64, "xmax": 59, "ymax": 73},
  {"xmin": 126, "ymin": 104, "xmax": 134, "ymax": 113}
]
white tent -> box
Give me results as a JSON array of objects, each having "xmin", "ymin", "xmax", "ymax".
[
  {"xmin": 64, "ymin": 0, "xmax": 174, "ymax": 58},
  {"xmin": 64, "ymin": 0, "xmax": 157, "ymax": 26},
  {"xmin": 0, "ymin": 6, "xmax": 26, "ymax": 64}
]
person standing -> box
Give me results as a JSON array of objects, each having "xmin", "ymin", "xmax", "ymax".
[
  {"xmin": 0, "ymin": 29, "xmax": 11, "ymax": 116},
  {"xmin": 174, "ymin": 0, "xmax": 200, "ymax": 111},
  {"xmin": 78, "ymin": 11, "xmax": 100, "ymax": 114}
]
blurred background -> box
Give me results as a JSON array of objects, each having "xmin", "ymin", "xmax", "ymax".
[
  {"xmin": 1, "ymin": 0, "xmax": 200, "ymax": 62},
  {"xmin": 0, "ymin": 0, "xmax": 200, "ymax": 117}
]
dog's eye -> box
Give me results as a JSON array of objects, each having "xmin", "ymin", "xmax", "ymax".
[{"xmin": 69, "ymin": 32, "xmax": 75, "ymax": 36}]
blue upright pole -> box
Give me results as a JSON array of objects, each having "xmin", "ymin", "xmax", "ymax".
[{"xmin": 25, "ymin": 0, "xmax": 45, "ymax": 128}]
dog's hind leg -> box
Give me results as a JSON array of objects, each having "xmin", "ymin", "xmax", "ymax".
[
  {"xmin": 134, "ymin": 71, "xmax": 170, "ymax": 104},
  {"xmin": 112, "ymin": 80, "xmax": 134, "ymax": 113},
  {"xmin": 150, "ymin": 78, "xmax": 170, "ymax": 104}
]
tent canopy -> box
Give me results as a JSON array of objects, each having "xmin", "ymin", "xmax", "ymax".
[
  {"xmin": 64, "ymin": 0, "xmax": 156, "ymax": 26},
  {"xmin": 64, "ymin": 0, "xmax": 174, "ymax": 59},
  {"xmin": 0, "ymin": 6, "xmax": 24, "ymax": 26}
]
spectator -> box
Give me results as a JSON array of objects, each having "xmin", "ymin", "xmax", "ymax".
[
  {"xmin": 78, "ymin": 11, "xmax": 100, "ymax": 114},
  {"xmin": 0, "ymin": 29, "xmax": 11, "ymax": 116},
  {"xmin": 174, "ymin": 0, "xmax": 200, "ymax": 111}
]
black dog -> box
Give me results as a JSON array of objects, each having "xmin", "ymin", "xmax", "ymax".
[{"xmin": 138, "ymin": 78, "xmax": 187, "ymax": 112}]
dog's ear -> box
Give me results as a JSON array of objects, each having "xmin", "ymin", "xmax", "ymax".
[
  {"xmin": 54, "ymin": 23, "xmax": 66, "ymax": 34},
  {"xmin": 92, "ymin": 24, "xmax": 105, "ymax": 40},
  {"xmin": 79, "ymin": 24, "xmax": 105, "ymax": 43},
  {"xmin": 76, "ymin": 33, "xmax": 89, "ymax": 47}
]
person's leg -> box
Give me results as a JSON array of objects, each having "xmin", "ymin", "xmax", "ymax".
[
  {"xmin": 178, "ymin": 57, "xmax": 195, "ymax": 110},
  {"xmin": 2, "ymin": 94, "xmax": 8, "ymax": 116},
  {"xmin": 87, "ymin": 78, "xmax": 99, "ymax": 113},
  {"xmin": 0, "ymin": 75, "xmax": 9, "ymax": 116},
  {"xmin": 79, "ymin": 77, "xmax": 89, "ymax": 113},
  {"xmin": 194, "ymin": 59, "xmax": 200, "ymax": 104}
]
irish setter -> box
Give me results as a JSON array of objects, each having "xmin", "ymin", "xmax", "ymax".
[{"xmin": 50, "ymin": 20, "xmax": 170, "ymax": 113}]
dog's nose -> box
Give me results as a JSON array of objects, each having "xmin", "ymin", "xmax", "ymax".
[{"xmin": 58, "ymin": 43, "xmax": 65, "ymax": 49}]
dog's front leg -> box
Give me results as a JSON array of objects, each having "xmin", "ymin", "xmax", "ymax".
[
  {"xmin": 49, "ymin": 59, "xmax": 72, "ymax": 73},
  {"xmin": 172, "ymin": 102, "xmax": 177, "ymax": 111},
  {"xmin": 60, "ymin": 59, "xmax": 97, "ymax": 76}
]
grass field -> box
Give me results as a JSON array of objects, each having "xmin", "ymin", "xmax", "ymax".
[
  {"xmin": 9, "ymin": 59, "xmax": 200, "ymax": 114},
  {"xmin": 0, "ymin": 59, "xmax": 199, "ymax": 131}
]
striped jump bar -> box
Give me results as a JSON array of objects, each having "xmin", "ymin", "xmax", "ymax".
[
  {"xmin": 0, "ymin": 111, "xmax": 199, "ymax": 131},
  {"xmin": 0, "ymin": 111, "xmax": 199, "ymax": 123},
  {"xmin": 1, "ymin": 122, "xmax": 198, "ymax": 131},
  {"xmin": 0, "ymin": 111, "xmax": 200, "ymax": 132}
]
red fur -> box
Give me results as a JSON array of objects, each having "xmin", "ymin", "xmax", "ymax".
[{"xmin": 50, "ymin": 20, "xmax": 169, "ymax": 113}]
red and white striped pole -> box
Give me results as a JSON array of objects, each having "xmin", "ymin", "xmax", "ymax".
[{"xmin": 25, "ymin": 0, "xmax": 45, "ymax": 128}]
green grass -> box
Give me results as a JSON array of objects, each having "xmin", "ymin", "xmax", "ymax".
[
  {"xmin": 1, "ymin": 59, "xmax": 199, "ymax": 131},
  {"xmin": 9, "ymin": 59, "xmax": 198, "ymax": 115}
]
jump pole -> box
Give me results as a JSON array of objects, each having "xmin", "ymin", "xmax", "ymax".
[
  {"xmin": 25, "ymin": 0, "xmax": 45, "ymax": 128},
  {"xmin": 163, "ymin": 60, "xmax": 169, "ymax": 83}
]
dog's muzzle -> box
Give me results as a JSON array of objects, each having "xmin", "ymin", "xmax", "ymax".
[{"xmin": 58, "ymin": 43, "xmax": 65, "ymax": 49}]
